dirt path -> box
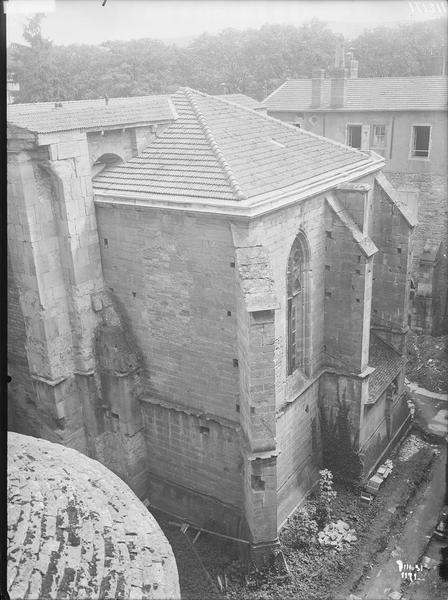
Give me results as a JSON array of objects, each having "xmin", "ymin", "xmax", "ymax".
[{"xmin": 355, "ymin": 445, "xmax": 446, "ymax": 600}]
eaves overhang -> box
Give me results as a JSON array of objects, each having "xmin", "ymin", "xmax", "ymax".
[
  {"xmin": 34, "ymin": 119, "xmax": 175, "ymax": 145},
  {"xmin": 263, "ymin": 106, "xmax": 447, "ymax": 113},
  {"xmin": 7, "ymin": 120, "xmax": 176, "ymax": 147},
  {"xmin": 94, "ymin": 152, "xmax": 385, "ymax": 219}
]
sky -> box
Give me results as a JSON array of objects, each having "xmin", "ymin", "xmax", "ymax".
[{"xmin": 5, "ymin": 0, "xmax": 448, "ymax": 46}]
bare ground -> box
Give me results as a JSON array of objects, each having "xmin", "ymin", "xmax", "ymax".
[
  {"xmin": 406, "ymin": 333, "xmax": 448, "ymax": 393},
  {"xmin": 151, "ymin": 429, "xmax": 441, "ymax": 600}
]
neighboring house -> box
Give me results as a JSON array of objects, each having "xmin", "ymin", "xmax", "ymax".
[
  {"xmin": 7, "ymin": 89, "xmax": 413, "ymax": 561},
  {"xmin": 263, "ymin": 62, "xmax": 448, "ymax": 334}
]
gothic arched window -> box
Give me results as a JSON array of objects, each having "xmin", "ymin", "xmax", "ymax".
[{"xmin": 287, "ymin": 232, "xmax": 310, "ymax": 376}]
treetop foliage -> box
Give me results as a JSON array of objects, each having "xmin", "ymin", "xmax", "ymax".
[{"xmin": 7, "ymin": 15, "xmax": 447, "ymax": 103}]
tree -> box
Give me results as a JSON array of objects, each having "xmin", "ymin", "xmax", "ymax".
[
  {"xmin": 8, "ymin": 13, "xmax": 59, "ymax": 102},
  {"xmin": 351, "ymin": 19, "xmax": 447, "ymax": 77},
  {"xmin": 7, "ymin": 17, "xmax": 446, "ymax": 104}
]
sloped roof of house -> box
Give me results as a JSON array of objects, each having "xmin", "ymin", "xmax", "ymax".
[
  {"xmin": 7, "ymin": 94, "xmax": 176, "ymax": 134},
  {"xmin": 368, "ymin": 334, "xmax": 406, "ymax": 403},
  {"xmin": 262, "ymin": 76, "xmax": 448, "ymax": 112},
  {"xmin": 214, "ymin": 93, "xmax": 263, "ymax": 110},
  {"xmin": 93, "ymin": 87, "xmax": 380, "ymax": 203}
]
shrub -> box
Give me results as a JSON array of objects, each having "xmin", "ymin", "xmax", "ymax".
[
  {"xmin": 290, "ymin": 505, "xmax": 319, "ymax": 549},
  {"xmin": 314, "ymin": 469, "xmax": 337, "ymax": 528}
]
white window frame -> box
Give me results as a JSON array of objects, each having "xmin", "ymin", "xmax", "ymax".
[
  {"xmin": 409, "ymin": 124, "xmax": 432, "ymax": 160},
  {"xmin": 346, "ymin": 123, "xmax": 363, "ymax": 149},
  {"xmin": 371, "ymin": 124, "xmax": 387, "ymax": 147}
]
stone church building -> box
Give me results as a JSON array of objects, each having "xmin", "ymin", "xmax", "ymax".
[{"xmin": 7, "ymin": 89, "xmax": 413, "ymax": 558}]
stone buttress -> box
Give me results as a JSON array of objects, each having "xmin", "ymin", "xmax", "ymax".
[{"xmin": 7, "ymin": 128, "xmax": 147, "ymax": 494}]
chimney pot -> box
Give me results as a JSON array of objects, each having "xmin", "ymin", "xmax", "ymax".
[
  {"xmin": 349, "ymin": 59, "xmax": 359, "ymax": 79},
  {"xmin": 311, "ymin": 68, "xmax": 326, "ymax": 108},
  {"xmin": 330, "ymin": 67, "xmax": 348, "ymax": 108}
]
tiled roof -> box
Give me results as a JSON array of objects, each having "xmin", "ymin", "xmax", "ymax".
[
  {"xmin": 7, "ymin": 432, "xmax": 180, "ymax": 600},
  {"xmin": 368, "ymin": 334, "xmax": 406, "ymax": 403},
  {"xmin": 7, "ymin": 95, "xmax": 176, "ymax": 134},
  {"xmin": 93, "ymin": 87, "xmax": 376, "ymax": 202},
  {"xmin": 214, "ymin": 93, "xmax": 263, "ymax": 110},
  {"xmin": 263, "ymin": 76, "xmax": 448, "ymax": 112}
]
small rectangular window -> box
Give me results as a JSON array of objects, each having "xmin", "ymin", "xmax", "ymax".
[
  {"xmin": 372, "ymin": 125, "xmax": 386, "ymax": 147},
  {"xmin": 411, "ymin": 125, "xmax": 431, "ymax": 158},
  {"xmin": 347, "ymin": 125, "xmax": 362, "ymax": 149}
]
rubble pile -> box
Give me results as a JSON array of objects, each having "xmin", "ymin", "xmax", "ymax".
[
  {"xmin": 318, "ymin": 520, "xmax": 357, "ymax": 551},
  {"xmin": 377, "ymin": 459, "xmax": 393, "ymax": 477},
  {"xmin": 398, "ymin": 433, "xmax": 429, "ymax": 461}
]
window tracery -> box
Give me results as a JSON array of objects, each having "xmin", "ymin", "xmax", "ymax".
[{"xmin": 287, "ymin": 232, "xmax": 310, "ymax": 376}]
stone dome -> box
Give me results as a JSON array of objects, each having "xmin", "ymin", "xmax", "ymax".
[{"xmin": 7, "ymin": 432, "xmax": 180, "ymax": 599}]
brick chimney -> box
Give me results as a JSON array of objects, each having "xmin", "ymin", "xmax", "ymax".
[
  {"xmin": 330, "ymin": 67, "xmax": 348, "ymax": 108},
  {"xmin": 349, "ymin": 59, "xmax": 359, "ymax": 78},
  {"xmin": 311, "ymin": 68, "xmax": 325, "ymax": 108},
  {"xmin": 330, "ymin": 36, "xmax": 348, "ymax": 108},
  {"xmin": 346, "ymin": 51, "xmax": 358, "ymax": 79}
]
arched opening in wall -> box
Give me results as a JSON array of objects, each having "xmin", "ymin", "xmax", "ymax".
[
  {"xmin": 287, "ymin": 231, "xmax": 311, "ymax": 377},
  {"xmin": 92, "ymin": 153, "xmax": 123, "ymax": 177}
]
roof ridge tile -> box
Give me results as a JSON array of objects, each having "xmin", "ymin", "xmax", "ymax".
[{"xmin": 182, "ymin": 88, "xmax": 246, "ymax": 200}]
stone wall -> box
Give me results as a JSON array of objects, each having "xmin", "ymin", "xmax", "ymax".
[
  {"xmin": 7, "ymin": 133, "xmax": 150, "ymax": 496},
  {"xmin": 140, "ymin": 401, "xmax": 243, "ymax": 515},
  {"xmin": 255, "ymin": 195, "xmax": 327, "ymax": 407},
  {"xmin": 371, "ymin": 180, "xmax": 413, "ymax": 338},
  {"xmin": 318, "ymin": 372, "xmax": 364, "ymax": 481},
  {"xmin": 360, "ymin": 389, "xmax": 409, "ymax": 475},
  {"xmin": 96, "ymin": 203, "xmax": 240, "ymax": 422},
  {"xmin": 385, "ymin": 172, "xmax": 447, "ymax": 277},
  {"xmin": 385, "ymin": 171, "xmax": 448, "ymax": 332},
  {"xmin": 324, "ymin": 195, "xmax": 373, "ymax": 373},
  {"xmin": 239, "ymin": 197, "xmax": 326, "ymax": 538},
  {"xmin": 95, "ymin": 202, "xmax": 251, "ymax": 536},
  {"xmin": 87, "ymin": 129, "xmax": 135, "ymax": 165},
  {"xmin": 7, "ymin": 262, "xmax": 40, "ymax": 438},
  {"xmin": 276, "ymin": 380, "xmax": 321, "ymax": 527},
  {"xmin": 86, "ymin": 124, "xmax": 165, "ymax": 166}
]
